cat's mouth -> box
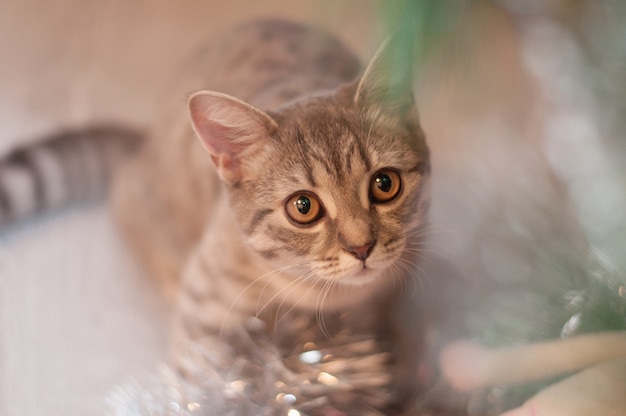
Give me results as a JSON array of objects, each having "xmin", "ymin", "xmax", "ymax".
[
  {"xmin": 355, "ymin": 265, "xmax": 376, "ymax": 278},
  {"xmin": 313, "ymin": 248, "xmax": 399, "ymax": 286},
  {"xmin": 335, "ymin": 264, "xmax": 382, "ymax": 287}
]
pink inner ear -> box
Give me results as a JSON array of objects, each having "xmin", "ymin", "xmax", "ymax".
[
  {"xmin": 189, "ymin": 92, "xmax": 276, "ymax": 156},
  {"xmin": 190, "ymin": 113, "xmax": 246, "ymax": 181},
  {"xmin": 188, "ymin": 91, "xmax": 278, "ymax": 182},
  {"xmin": 201, "ymin": 122, "xmax": 238, "ymax": 172},
  {"xmin": 189, "ymin": 97, "xmax": 235, "ymax": 157},
  {"xmin": 196, "ymin": 118, "xmax": 242, "ymax": 157}
]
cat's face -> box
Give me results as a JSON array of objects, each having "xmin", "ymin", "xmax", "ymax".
[
  {"xmin": 229, "ymin": 92, "xmax": 429, "ymax": 286},
  {"xmin": 188, "ymin": 30, "xmax": 429, "ymax": 286}
]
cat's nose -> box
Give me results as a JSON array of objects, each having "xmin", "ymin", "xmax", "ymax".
[{"xmin": 345, "ymin": 240, "xmax": 376, "ymax": 261}]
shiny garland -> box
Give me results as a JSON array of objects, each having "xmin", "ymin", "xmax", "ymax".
[{"xmin": 107, "ymin": 314, "xmax": 401, "ymax": 416}]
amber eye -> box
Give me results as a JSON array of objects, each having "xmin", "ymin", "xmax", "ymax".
[
  {"xmin": 369, "ymin": 169, "xmax": 402, "ymax": 203},
  {"xmin": 285, "ymin": 192, "xmax": 324, "ymax": 226}
]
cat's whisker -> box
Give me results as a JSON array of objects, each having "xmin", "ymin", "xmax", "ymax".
[
  {"xmin": 402, "ymin": 245, "xmax": 447, "ymax": 259},
  {"xmin": 391, "ymin": 258, "xmax": 418, "ymax": 296},
  {"xmin": 315, "ymin": 278, "xmax": 336, "ymax": 339},
  {"xmin": 397, "ymin": 263, "xmax": 414, "ymax": 296},
  {"xmin": 219, "ymin": 261, "xmax": 306, "ymax": 336},
  {"xmin": 273, "ymin": 270, "xmax": 317, "ymax": 327},
  {"xmin": 404, "ymin": 226, "xmax": 459, "ymax": 241},
  {"xmin": 405, "ymin": 240, "xmax": 453, "ymax": 255},
  {"xmin": 280, "ymin": 270, "xmax": 328, "ymax": 320},
  {"xmin": 318, "ymin": 280, "xmax": 334, "ymax": 338},
  {"xmin": 255, "ymin": 260, "xmax": 308, "ymax": 314},
  {"xmin": 404, "ymin": 233, "xmax": 454, "ymax": 246},
  {"xmin": 256, "ymin": 267, "xmax": 314, "ymax": 318},
  {"xmin": 402, "ymin": 244, "xmax": 465, "ymax": 278},
  {"xmin": 411, "ymin": 259, "xmax": 433, "ymax": 292},
  {"xmin": 401, "ymin": 229, "xmax": 463, "ymax": 260},
  {"xmin": 407, "ymin": 222, "xmax": 474, "ymax": 239},
  {"xmin": 396, "ymin": 256, "xmax": 431, "ymax": 296},
  {"xmin": 279, "ymin": 273, "xmax": 321, "ymax": 320},
  {"xmin": 388, "ymin": 263, "xmax": 406, "ymax": 295}
]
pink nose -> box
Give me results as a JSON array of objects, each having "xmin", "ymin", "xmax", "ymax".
[{"xmin": 345, "ymin": 240, "xmax": 376, "ymax": 261}]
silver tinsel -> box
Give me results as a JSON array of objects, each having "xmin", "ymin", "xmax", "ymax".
[{"xmin": 107, "ymin": 312, "xmax": 399, "ymax": 416}]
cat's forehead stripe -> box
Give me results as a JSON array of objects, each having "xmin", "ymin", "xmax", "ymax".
[
  {"xmin": 308, "ymin": 150, "xmax": 336, "ymax": 178},
  {"xmin": 305, "ymin": 133, "xmax": 369, "ymax": 181},
  {"xmin": 292, "ymin": 126, "xmax": 317, "ymax": 187}
]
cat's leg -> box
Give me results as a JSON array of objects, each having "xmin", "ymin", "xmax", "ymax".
[{"xmin": 167, "ymin": 224, "xmax": 268, "ymax": 381}]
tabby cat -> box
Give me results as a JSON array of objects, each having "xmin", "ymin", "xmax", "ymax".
[
  {"xmin": 0, "ymin": 20, "xmax": 432, "ymax": 413},
  {"xmin": 112, "ymin": 17, "xmax": 430, "ymax": 378}
]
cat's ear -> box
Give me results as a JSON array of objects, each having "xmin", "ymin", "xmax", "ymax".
[
  {"xmin": 354, "ymin": 29, "xmax": 417, "ymax": 117},
  {"xmin": 188, "ymin": 91, "xmax": 278, "ymax": 184}
]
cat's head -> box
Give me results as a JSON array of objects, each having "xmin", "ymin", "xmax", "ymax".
[{"xmin": 189, "ymin": 33, "xmax": 430, "ymax": 287}]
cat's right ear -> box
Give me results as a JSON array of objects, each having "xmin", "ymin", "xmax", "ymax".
[{"xmin": 188, "ymin": 91, "xmax": 278, "ymax": 184}]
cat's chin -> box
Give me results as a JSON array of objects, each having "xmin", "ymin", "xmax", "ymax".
[{"xmin": 334, "ymin": 267, "xmax": 383, "ymax": 287}]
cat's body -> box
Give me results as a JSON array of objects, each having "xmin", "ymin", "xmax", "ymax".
[{"xmin": 111, "ymin": 20, "xmax": 431, "ymax": 411}]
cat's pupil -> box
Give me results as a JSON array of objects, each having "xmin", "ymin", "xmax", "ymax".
[
  {"xmin": 295, "ymin": 196, "xmax": 311, "ymax": 214},
  {"xmin": 375, "ymin": 174, "xmax": 393, "ymax": 193}
]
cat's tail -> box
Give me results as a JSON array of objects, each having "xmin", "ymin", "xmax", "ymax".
[{"xmin": 0, "ymin": 126, "xmax": 143, "ymax": 230}]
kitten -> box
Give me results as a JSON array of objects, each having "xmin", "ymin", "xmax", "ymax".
[
  {"xmin": 0, "ymin": 20, "xmax": 432, "ymax": 412},
  {"xmin": 111, "ymin": 17, "xmax": 429, "ymax": 369}
]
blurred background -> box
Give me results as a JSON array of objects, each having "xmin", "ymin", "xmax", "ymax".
[{"xmin": 1, "ymin": 0, "xmax": 625, "ymax": 415}]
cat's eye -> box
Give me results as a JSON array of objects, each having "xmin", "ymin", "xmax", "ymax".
[
  {"xmin": 285, "ymin": 192, "xmax": 324, "ymax": 226},
  {"xmin": 369, "ymin": 169, "xmax": 402, "ymax": 203}
]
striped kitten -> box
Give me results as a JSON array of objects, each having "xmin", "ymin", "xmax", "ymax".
[
  {"xmin": 1, "ymin": 20, "xmax": 431, "ymax": 410},
  {"xmin": 110, "ymin": 20, "xmax": 431, "ymax": 406},
  {"xmin": 111, "ymin": 18, "xmax": 429, "ymax": 346}
]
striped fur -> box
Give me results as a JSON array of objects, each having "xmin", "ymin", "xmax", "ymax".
[{"xmin": 0, "ymin": 126, "xmax": 141, "ymax": 229}]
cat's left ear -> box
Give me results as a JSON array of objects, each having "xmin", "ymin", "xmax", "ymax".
[
  {"xmin": 188, "ymin": 91, "xmax": 278, "ymax": 184},
  {"xmin": 354, "ymin": 29, "xmax": 417, "ymax": 118}
]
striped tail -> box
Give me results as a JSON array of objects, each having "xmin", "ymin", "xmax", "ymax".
[{"xmin": 0, "ymin": 126, "xmax": 143, "ymax": 229}]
